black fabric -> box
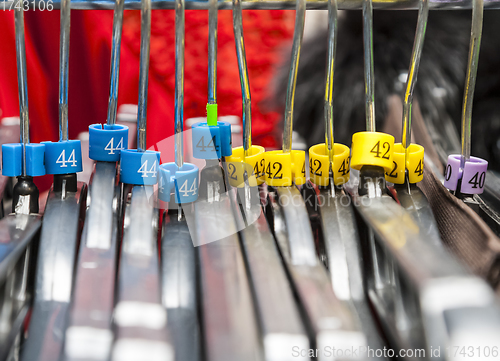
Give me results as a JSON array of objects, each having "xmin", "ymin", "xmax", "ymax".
[{"xmin": 419, "ymin": 169, "xmax": 500, "ymax": 292}]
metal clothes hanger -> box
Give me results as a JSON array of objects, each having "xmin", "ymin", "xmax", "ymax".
[
  {"xmin": 158, "ymin": 0, "xmax": 201, "ymax": 360},
  {"xmin": 442, "ymin": 0, "xmax": 498, "ymax": 224},
  {"xmin": 344, "ymin": 0, "xmax": 500, "ymax": 352},
  {"xmin": 21, "ymin": 1, "xmax": 89, "ymax": 358},
  {"xmin": 299, "ymin": 0, "xmax": 389, "ymax": 354},
  {"xmin": 191, "ymin": 0, "xmax": 233, "ymax": 203},
  {"xmin": 384, "ymin": 0, "xmax": 443, "ymax": 246},
  {"xmin": 0, "ymin": 7, "xmax": 45, "ymax": 360},
  {"xmin": 0, "ymin": 213, "xmax": 41, "ymax": 361},
  {"xmin": 224, "ymin": 2, "xmax": 310, "ymax": 359},
  {"xmin": 190, "ymin": 1, "xmax": 262, "ymax": 359},
  {"xmin": 62, "ymin": 1, "xmax": 127, "ymax": 359},
  {"xmin": 111, "ymin": 0, "xmax": 172, "ymax": 359},
  {"xmin": 264, "ymin": 0, "xmax": 367, "ymax": 354}
]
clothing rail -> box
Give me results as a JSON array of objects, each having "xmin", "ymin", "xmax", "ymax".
[{"xmin": 5, "ymin": 0, "xmax": 500, "ymax": 10}]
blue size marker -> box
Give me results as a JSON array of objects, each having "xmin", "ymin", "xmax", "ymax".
[
  {"xmin": 191, "ymin": 106, "xmax": 232, "ymax": 160},
  {"xmin": 89, "ymin": 0, "xmax": 129, "ymax": 163},
  {"xmin": 118, "ymin": 0, "xmax": 159, "ymax": 186},
  {"xmin": 2, "ymin": 8, "xmax": 45, "ymax": 214},
  {"xmin": 2, "ymin": 143, "xmax": 45, "ymax": 177},
  {"xmin": 191, "ymin": 0, "xmax": 232, "ymax": 162},
  {"xmin": 44, "ymin": 0, "xmax": 83, "ymax": 180},
  {"xmin": 159, "ymin": 0, "xmax": 200, "ymax": 207},
  {"xmin": 89, "ymin": 124, "xmax": 129, "ymax": 162}
]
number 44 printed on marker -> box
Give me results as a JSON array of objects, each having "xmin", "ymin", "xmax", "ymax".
[
  {"xmin": 179, "ymin": 178, "xmax": 197, "ymax": 197},
  {"xmin": 137, "ymin": 160, "xmax": 157, "ymax": 178},
  {"xmin": 56, "ymin": 149, "xmax": 78, "ymax": 168},
  {"xmin": 105, "ymin": 137, "xmax": 124, "ymax": 155}
]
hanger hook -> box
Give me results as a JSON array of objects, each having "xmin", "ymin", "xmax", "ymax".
[
  {"xmin": 208, "ymin": 0, "xmax": 218, "ymax": 105},
  {"xmin": 14, "ymin": 8, "xmax": 29, "ymax": 176},
  {"xmin": 363, "ymin": 0, "xmax": 375, "ymax": 132},
  {"xmin": 175, "ymin": 0, "xmax": 185, "ymax": 168},
  {"xmin": 59, "ymin": 0, "xmax": 71, "ymax": 141},
  {"xmin": 137, "ymin": 0, "xmax": 152, "ymax": 152},
  {"xmin": 283, "ymin": 0, "xmax": 306, "ymax": 153},
  {"xmin": 401, "ymin": 0, "xmax": 429, "ymax": 164},
  {"xmin": 233, "ymin": 0, "xmax": 252, "ymax": 158},
  {"xmin": 324, "ymin": 0, "xmax": 338, "ymax": 170},
  {"xmin": 107, "ymin": 0, "xmax": 125, "ymax": 126},
  {"xmin": 460, "ymin": 0, "xmax": 483, "ymax": 169}
]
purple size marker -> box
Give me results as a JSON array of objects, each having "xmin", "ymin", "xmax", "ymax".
[
  {"xmin": 444, "ymin": 154, "xmax": 488, "ymax": 194},
  {"xmin": 460, "ymin": 156, "xmax": 488, "ymax": 194},
  {"xmin": 443, "ymin": 154, "xmax": 463, "ymax": 191}
]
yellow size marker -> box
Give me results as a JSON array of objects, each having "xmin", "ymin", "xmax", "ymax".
[
  {"xmin": 225, "ymin": 145, "xmax": 265, "ymax": 188},
  {"xmin": 385, "ymin": 143, "xmax": 424, "ymax": 184},
  {"xmin": 264, "ymin": 150, "xmax": 306, "ymax": 187},
  {"xmin": 308, "ymin": 143, "xmax": 350, "ymax": 186},
  {"xmin": 351, "ymin": 132, "xmax": 395, "ymax": 173}
]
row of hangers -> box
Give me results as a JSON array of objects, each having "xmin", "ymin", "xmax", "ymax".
[{"xmin": 1, "ymin": 0, "xmax": 500, "ymax": 359}]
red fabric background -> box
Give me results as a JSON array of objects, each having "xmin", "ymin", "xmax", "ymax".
[
  {"xmin": 0, "ymin": 9, "xmax": 293, "ymax": 148},
  {"xmin": 0, "ymin": 9, "xmax": 293, "ymax": 190}
]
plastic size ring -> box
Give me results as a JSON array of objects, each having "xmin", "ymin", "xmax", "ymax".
[
  {"xmin": 461, "ymin": 156, "xmax": 488, "ymax": 194},
  {"xmin": 158, "ymin": 162, "xmax": 199, "ymax": 203},
  {"xmin": 264, "ymin": 150, "xmax": 305, "ymax": 187},
  {"xmin": 225, "ymin": 145, "xmax": 265, "ymax": 188},
  {"xmin": 351, "ymin": 132, "xmax": 394, "ymax": 172},
  {"xmin": 384, "ymin": 143, "xmax": 424, "ymax": 184},
  {"xmin": 385, "ymin": 145, "xmax": 405, "ymax": 184},
  {"xmin": 2, "ymin": 143, "xmax": 46, "ymax": 177},
  {"xmin": 191, "ymin": 122, "xmax": 221, "ymax": 159},
  {"xmin": 89, "ymin": 124, "xmax": 129, "ymax": 162},
  {"xmin": 444, "ymin": 154, "xmax": 488, "ymax": 194},
  {"xmin": 2, "ymin": 143, "xmax": 22, "ymax": 177},
  {"xmin": 308, "ymin": 143, "xmax": 350, "ymax": 186},
  {"xmin": 43, "ymin": 140, "xmax": 83, "ymax": 175},
  {"xmin": 443, "ymin": 155, "xmax": 462, "ymax": 191},
  {"xmin": 119, "ymin": 149, "xmax": 161, "ymax": 185},
  {"xmin": 26, "ymin": 144, "xmax": 47, "ymax": 177},
  {"xmin": 292, "ymin": 150, "xmax": 306, "ymax": 185},
  {"xmin": 406, "ymin": 144, "xmax": 424, "ymax": 184},
  {"xmin": 191, "ymin": 121, "xmax": 232, "ymax": 160},
  {"xmin": 218, "ymin": 121, "xmax": 232, "ymax": 157}
]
